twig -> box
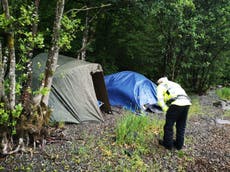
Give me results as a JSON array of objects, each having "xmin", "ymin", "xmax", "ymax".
[{"xmin": 65, "ymin": 4, "xmax": 111, "ymax": 15}]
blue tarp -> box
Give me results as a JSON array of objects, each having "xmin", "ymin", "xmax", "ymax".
[{"xmin": 105, "ymin": 71, "xmax": 158, "ymax": 112}]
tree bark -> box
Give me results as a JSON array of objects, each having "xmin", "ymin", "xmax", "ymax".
[
  {"xmin": 2, "ymin": 0, "xmax": 16, "ymax": 110},
  {"xmin": 0, "ymin": 42, "xmax": 3, "ymax": 100},
  {"xmin": 21, "ymin": 0, "xmax": 40, "ymax": 114},
  {"xmin": 77, "ymin": 10, "xmax": 89, "ymax": 60},
  {"xmin": 41, "ymin": 0, "xmax": 65, "ymax": 105}
]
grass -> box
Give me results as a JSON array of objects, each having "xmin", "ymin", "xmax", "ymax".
[
  {"xmin": 115, "ymin": 112, "xmax": 164, "ymax": 146},
  {"xmin": 112, "ymin": 112, "xmax": 196, "ymax": 171},
  {"xmin": 224, "ymin": 110, "xmax": 230, "ymax": 118},
  {"xmin": 114, "ymin": 112, "xmax": 196, "ymax": 170},
  {"xmin": 216, "ymin": 87, "xmax": 230, "ymax": 100},
  {"xmin": 188, "ymin": 95, "xmax": 203, "ymax": 119},
  {"xmin": 216, "ymin": 87, "xmax": 230, "ymax": 118}
]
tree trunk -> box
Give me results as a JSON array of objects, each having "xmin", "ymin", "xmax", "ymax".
[
  {"xmin": 21, "ymin": 0, "xmax": 40, "ymax": 114},
  {"xmin": 75, "ymin": 3, "xmax": 111, "ymax": 60},
  {"xmin": 0, "ymin": 42, "xmax": 3, "ymax": 100},
  {"xmin": 77, "ymin": 10, "xmax": 89, "ymax": 60},
  {"xmin": 32, "ymin": 0, "xmax": 40, "ymax": 39},
  {"xmin": 2, "ymin": 0, "xmax": 16, "ymax": 110},
  {"xmin": 41, "ymin": 0, "xmax": 65, "ymax": 105}
]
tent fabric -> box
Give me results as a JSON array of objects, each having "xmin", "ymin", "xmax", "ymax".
[
  {"xmin": 105, "ymin": 71, "xmax": 158, "ymax": 112},
  {"xmin": 32, "ymin": 53, "xmax": 111, "ymax": 124}
]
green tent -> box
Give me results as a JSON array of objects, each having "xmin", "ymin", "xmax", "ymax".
[{"xmin": 32, "ymin": 53, "xmax": 111, "ymax": 124}]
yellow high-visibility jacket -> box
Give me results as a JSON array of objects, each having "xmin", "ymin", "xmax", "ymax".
[{"xmin": 157, "ymin": 80, "xmax": 192, "ymax": 112}]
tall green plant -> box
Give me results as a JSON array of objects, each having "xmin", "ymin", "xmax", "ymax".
[
  {"xmin": 116, "ymin": 113, "xmax": 148, "ymax": 145},
  {"xmin": 115, "ymin": 113, "xmax": 164, "ymax": 152}
]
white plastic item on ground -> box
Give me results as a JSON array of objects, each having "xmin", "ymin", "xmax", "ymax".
[{"xmin": 215, "ymin": 118, "xmax": 230, "ymax": 125}]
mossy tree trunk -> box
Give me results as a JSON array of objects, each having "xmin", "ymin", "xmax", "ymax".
[
  {"xmin": 2, "ymin": 0, "xmax": 16, "ymax": 110},
  {"xmin": 0, "ymin": 42, "xmax": 3, "ymax": 100},
  {"xmin": 20, "ymin": 0, "xmax": 40, "ymax": 115},
  {"xmin": 40, "ymin": 0, "xmax": 65, "ymax": 105}
]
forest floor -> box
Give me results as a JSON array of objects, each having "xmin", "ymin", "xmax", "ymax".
[{"xmin": 0, "ymin": 90, "xmax": 230, "ymax": 172}]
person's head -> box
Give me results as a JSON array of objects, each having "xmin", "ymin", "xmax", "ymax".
[{"xmin": 157, "ymin": 77, "xmax": 168, "ymax": 84}]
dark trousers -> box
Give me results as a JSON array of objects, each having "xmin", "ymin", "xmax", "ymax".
[{"xmin": 163, "ymin": 105, "xmax": 190, "ymax": 149}]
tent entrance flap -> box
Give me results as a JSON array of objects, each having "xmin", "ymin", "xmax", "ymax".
[{"xmin": 92, "ymin": 72, "xmax": 112, "ymax": 114}]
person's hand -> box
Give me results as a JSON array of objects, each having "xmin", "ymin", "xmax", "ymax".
[{"xmin": 163, "ymin": 106, "xmax": 168, "ymax": 112}]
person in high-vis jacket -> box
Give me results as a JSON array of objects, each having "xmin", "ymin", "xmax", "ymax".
[{"xmin": 157, "ymin": 77, "xmax": 191, "ymax": 150}]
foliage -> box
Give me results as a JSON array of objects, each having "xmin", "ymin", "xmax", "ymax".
[
  {"xmin": 216, "ymin": 87, "xmax": 230, "ymax": 100},
  {"xmin": 86, "ymin": 0, "xmax": 230, "ymax": 93},
  {"xmin": 182, "ymin": 1, "xmax": 230, "ymax": 93},
  {"xmin": 0, "ymin": 103, "xmax": 23, "ymax": 134},
  {"xmin": 33, "ymin": 86, "xmax": 50, "ymax": 96},
  {"xmin": 1, "ymin": 0, "xmax": 229, "ymax": 96},
  {"xmin": 3, "ymin": 0, "xmax": 228, "ymax": 94},
  {"xmin": 0, "ymin": 103, "xmax": 9, "ymax": 125},
  {"xmin": 88, "ymin": 1, "xmax": 158, "ymax": 76},
  {"xmin": 59, "ymin": 13, "xmax": 82, "ymax": 50}
]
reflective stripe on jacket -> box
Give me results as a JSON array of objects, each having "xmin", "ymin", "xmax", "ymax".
[{"xmin": 157, "ymin": 80, "xmax": 191, "ymax": 112}]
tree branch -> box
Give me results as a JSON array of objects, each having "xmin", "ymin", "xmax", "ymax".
[{"xmin": 65, "ymin": 3, "xmax": 111, "ymax": 15}]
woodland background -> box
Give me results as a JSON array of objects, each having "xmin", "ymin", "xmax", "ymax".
[{"xmin": 0, "ymin": 0, "xmax": 229, "ymax": 156}]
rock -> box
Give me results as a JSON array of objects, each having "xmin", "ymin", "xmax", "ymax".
[
  {"xmin": 221, "ymin": 100, "xmax": 230, "ymax": 110},
  {"xmin": 213, "ymin": 101, "xmax": 222, "ymax": 107}
]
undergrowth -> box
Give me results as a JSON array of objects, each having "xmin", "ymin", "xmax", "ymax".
[
  {"xmin": 113, "ymin": 112, "xmax": 194, "ymax": 171},
  {"xmin": 115, "ymin": 113, "xmax": 164, "ymax": 146},
  {"xmin": 216, "ymin": 87, "xmax": 230, "ymax": 100}
]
